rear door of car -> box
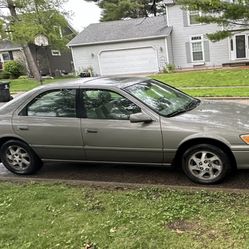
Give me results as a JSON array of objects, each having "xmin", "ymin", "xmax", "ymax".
[
  {"xmin": 12, "ymin": 88, "xmax": 85, "ymax": 161},
  {"xmin": 79, "ymin": 87, "xmax": 163, "ymax": 164}
]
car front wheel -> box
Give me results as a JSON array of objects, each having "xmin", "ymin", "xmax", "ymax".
[
  {"xmin": 182, "ymin": 144, "xmax": 231, "ymax": 184},
  {"xmin": 0, "ymin": 140, "xmax": 42, "ymax": 175}
]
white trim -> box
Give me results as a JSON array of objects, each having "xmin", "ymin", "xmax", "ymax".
[
  {"xmin": 98, "ymin": 45, "xmax": 160, "ymax": 75},
  {"xmin": 51, "ymin": 50, "xmax": 61, "ymax": 56},
  {"xmin": 190, "ymin": 34, "xmax": 205, "ymax": 63},
  {"xmin": 97, "ymin": 52, "xmax": 102, "ymax": 75},
  {"xmin": 0, "ymin": 48, "xmax": 22, "ymax": 52},
  {"xmin": 68, "ymin": 33, "xmax": 172, "ymax": 47},
  {"xmin": 187, "ymin": 10, "xmax": 202, "ymax": 26},
  {"xmin": 53, "ymin": 25, "xmax": 63, "ymax": 38},
  {"xmin": 165, "ymin": 37, "xmax": 169, "ymax": 64},
  {"xmin": 165, "ymin": 6, "xmax": 170, "ymax": 26},
  {"xmin": 234, "ymin": 34, "xmax": 248, "ymax": 60}
]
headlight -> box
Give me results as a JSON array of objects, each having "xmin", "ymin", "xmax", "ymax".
[{"xmin": 240, "ymin": 134, "xmax": 249, "ymax": 144}]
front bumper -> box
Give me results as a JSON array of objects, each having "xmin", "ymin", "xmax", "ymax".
[{"xmin": 231, "ymin": 145, "xmax": 249, "ymax": 169}]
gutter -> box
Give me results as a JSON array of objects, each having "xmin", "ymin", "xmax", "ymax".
[{"xmin": 67, "ymin": 29, "xmax": 173, "ymax": 47}]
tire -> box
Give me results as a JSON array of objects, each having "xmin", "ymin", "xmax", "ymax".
[
  {"xmin": 0, "ymin": 140, "xmax": 43, "ymax": 175},
  {"xmin": 182, "ymin": 144, "xmax": 231, "ymax": 184}
]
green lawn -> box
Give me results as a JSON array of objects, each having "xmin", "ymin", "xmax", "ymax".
[
  {"xmin": 0, "ymin": 182, "xmax": 249, "ymax": 249},
  {"xmin": 5, "ymin": 69, "xmax": 249, "ymax": 96},
  {"xmin": 152, "ymin": 69, "xmax": 249, "ymax": 87},
  {"xmin": 7, "ymin": 77, "xmax": 75, "ymax": 93}
]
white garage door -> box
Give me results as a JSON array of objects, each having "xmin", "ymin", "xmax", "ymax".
[{"xmin": 99, "ymin": 47, "xmax": 159, "ymax": 75}]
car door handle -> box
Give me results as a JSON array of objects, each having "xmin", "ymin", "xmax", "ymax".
[
  {"xmin": 85, "ymin": 128, "xmax": 98, "ymax": 134},
  {"xmin": 17, "ymin": 125, "xmax": 29, "ymax": 131}
]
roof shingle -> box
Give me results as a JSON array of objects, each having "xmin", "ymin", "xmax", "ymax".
[
  {"xmin": 0, "ymin": 40, "xmax": 22, "ymax": 52},
  {"xmin": 68, "ymin": 15, "xmax": 172, "ymax": 47}
]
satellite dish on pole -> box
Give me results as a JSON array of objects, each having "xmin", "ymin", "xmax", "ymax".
[{"xmin": 34, "ymin": 34, "xmax": 49, "ymax": 46}]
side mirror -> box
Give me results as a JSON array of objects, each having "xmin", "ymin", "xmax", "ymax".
[{"xmin": 130, "ymin": 112, "xmax": 153, "ymax": 123}]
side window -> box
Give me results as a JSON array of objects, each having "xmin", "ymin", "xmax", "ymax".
[
  {"xmin": 21, "ymin": 89, "xmax": 76, "ymax": 117},
  {"xmin": 83, "ymin": 89, "xmax": 141, "ymax": 120}
]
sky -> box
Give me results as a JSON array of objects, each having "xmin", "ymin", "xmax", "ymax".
[{"xmin": 63, "ymin": 0, "xmax": 102, "ymax": 32}]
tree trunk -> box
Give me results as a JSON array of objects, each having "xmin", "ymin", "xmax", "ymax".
[
  {"xmin": 23, "ymin": 45, "xmax": 42, "ymax": 81},
  {"xmin": 7, "ymin": 0, "xmax": 42, "ymax": 82}
]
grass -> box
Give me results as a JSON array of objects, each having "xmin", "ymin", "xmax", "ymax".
[
  {"xmin": 7, "ymin": 77, "xmax": 76, "ymax": 93},
  {"xmin": 181, "ymin": 87, "xmax": 249, "ymax": 97},
  {"xmin": 152, "ymin": 69, "xmax": 249, "ymax": 88},
  {"xmin": 5, "ymin": 69, "xmax": 249, "ymax": 96},
  {"xmin": 0, "ymin": 182, "xmax": 249, "ymax": 249}
]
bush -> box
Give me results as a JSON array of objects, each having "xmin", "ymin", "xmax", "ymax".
[
  {"xmin": 0, "ymin": 71, "xmax": 10, "ymax": 79},
  {"xmin": 162, "ymin": 63, "xmax": 176, "ymax": 73},
  {"xmin": 4, "ymin": 60, "xmax": 25, "ymax": 79},
  {"xmin": 18, "ymin": 75, "xmax": 29, "ymax": 80}
]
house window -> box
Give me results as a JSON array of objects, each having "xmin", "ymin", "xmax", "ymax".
[
  {"xmin": 190, "ymin": 35, "xmax": 204, "ymax": 62},
  {"xmin": 188, "ymin": 10, "xmax": 201, "ymax": 25},
  {"xmin": 51, "ymin": 50, "xmax": 61, "ymax": 56},
  {"xmin": 2, "ymin": 52, "xmax": 11, "ymax": 61},
  {"xmin": 53, "ymin": 26, "xmax": 63, "ymax": 39}
]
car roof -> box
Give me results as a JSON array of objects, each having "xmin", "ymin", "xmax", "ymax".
[{"xmin": 43, "ymin": 76, "xmax": 149, "ymax": 90}]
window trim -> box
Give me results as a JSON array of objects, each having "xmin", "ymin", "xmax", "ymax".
[
  {"xmin": 188, "ymin": 10, "xmax": 202, "ymax": 26},
  {"xmin": 190, "ymin": 35, "xmax": 205, "ymax": 63},
  {"xmin": 53, "ymin": 25, "xmax": 63, "ymax": 39},
  {"xmin": 51, "ymin": 50, "xmax": 61, "ymax": 56},
  {"xmin": 79, "ymin": 88, "xmax": 142, "ymax": 120},
  {"xmin": 19, "ymin": 88, "xmax": 79, "ymax": 118}
]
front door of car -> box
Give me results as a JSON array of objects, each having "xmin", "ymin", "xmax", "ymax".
[
  {"xmin": 80, "ymin": 89, "xmax": 163, "ymax": 163},
  {"xmin": 12, "ymin": 88, "xmax": 85, "ymax": 161}
]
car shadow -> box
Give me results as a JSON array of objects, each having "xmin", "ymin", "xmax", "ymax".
[{"xmin": 1, "ymin": 162, "xmax": 248, "ymax": 189}]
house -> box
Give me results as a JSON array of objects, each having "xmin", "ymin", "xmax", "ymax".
[
  {"xmin": 0, "ymin": 25, "xmax": 76, "ymax": 76},
  {"xmin": 68, "ymin": 16, "xmax": 173, "ymax": 75},
  {"xmin": 69, "ymin": 1, "xmax": 246, "ymax": 76},
  {"xmin": 0, "ymin": 40, "xmax": 24, "ymax": 70},
  {"xmin": 164, "ymin": 0, "xmax": 232, "ymax": 69}
]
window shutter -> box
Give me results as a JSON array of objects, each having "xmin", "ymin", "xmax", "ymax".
[
  {"xmin": 183, "ymin": 10, "xmax": 189, "ymax": 27},
  {"xmin": 185, "ymin": 42, "xmax": 192, "ymax": 63},
  {"xmin": 204, "ymin": 41, "xmax": 210, "ymax": 62},
  {"xmin": 9, "ymin": 51, "xmax": 13, "ymax": 60}
]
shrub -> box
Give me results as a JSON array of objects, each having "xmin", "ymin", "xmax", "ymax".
[
  {"xmin": 4, "ymin": 60, "xmax": 25, "ymax": 79},
  {"xmin": 162, "ymin": 63, "xmax": 176, "ymax": 73},
  {"xmin": 18, "ymin": 75, "xmax": 29, "ymax": 79},
  {"xmin": 0, "ymin": 71, "xmax": 10, "ymax": 79}
]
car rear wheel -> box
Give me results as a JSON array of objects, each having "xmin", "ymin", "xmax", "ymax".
[
  {"xmin": 0, "ymin": 140, "xmax": 42, "ymax": 175},
  {"xmin": 182, "ymin": 144, "xmax": 231, "ymax": 184}
]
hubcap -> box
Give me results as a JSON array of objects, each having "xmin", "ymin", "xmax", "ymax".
[
  {"xmin": 188, "ymin": 151, "xmax": 223, "ymax": 181},
  {"xmin": 5, "ymin": 145, "xmax": 31, "ymax": 170}
]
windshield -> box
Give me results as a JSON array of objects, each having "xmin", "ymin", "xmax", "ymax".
[{"xmin": 125, "ymin": 79, "xmax": 200, "ymax": 117}]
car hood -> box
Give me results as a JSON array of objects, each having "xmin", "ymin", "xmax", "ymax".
[{"xmin": 174, "ymin": 100, "xmax": 249, "ymax": 132}]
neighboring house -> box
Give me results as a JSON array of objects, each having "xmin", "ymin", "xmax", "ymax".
[
  {"xmin": 0, "ymin": 25, "xmax": 76, "ymax": 76},
  {"xmin": 0, "ymin": 40, "xmax": 24, "ymax": 70},
  {"xmin": 68, "ymin": 16, "xmax": 172, "ymax": 75},
  {"xmin": 69, "ymin": 0, "xmax": 247, "ymax": 76},
  {"xmin": 164, "ymin": 0, "xmax": 231, "ymax": 69}
]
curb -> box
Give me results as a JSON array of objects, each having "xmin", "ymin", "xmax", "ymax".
[
  {"xmin": 1, "ymin": 176, "xmax": 249, "ymax": 194},
  {"xmin": 201, "ymin": 97, "xmax": 249, "ymax": 100}
]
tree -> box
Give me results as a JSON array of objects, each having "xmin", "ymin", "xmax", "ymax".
[
  {"xmin": 177, "ymin": 0, "xmax": 249, "ymax": 41},
  {"xmin": 88, "ymin": 0, "xmax": 165, "ymax": 21},
  {"xmin": 0, "ymin": 0, "xmax": 70, "ymax": 81}
]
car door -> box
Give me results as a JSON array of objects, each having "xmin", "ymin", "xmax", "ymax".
[
  {"xmin": 80, "ymin": 88, "xmax": 163, "ymax": 163},
  {"xmin": 12, "ymin": 88, "xmax": 85, "ymax": 161}
]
